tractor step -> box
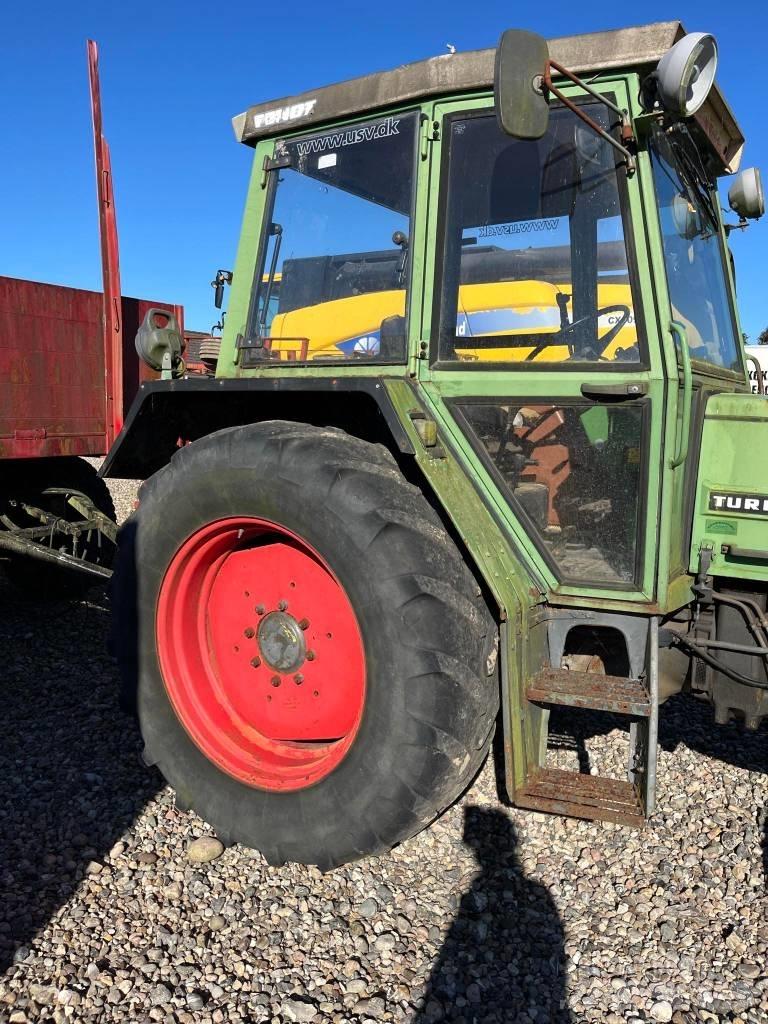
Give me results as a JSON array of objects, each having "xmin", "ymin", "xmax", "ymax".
[
  {"xmin": 514, "ymin": 767, "xmax": 645, "ymax": 827},
  {"xmin": 527, "ymin": 668, "xmax": 651, "ymax": 717}
]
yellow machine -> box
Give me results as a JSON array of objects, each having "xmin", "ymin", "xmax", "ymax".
[{"xmin": 266, "ymin": 252, "xmax": 638, "ymax": 363}]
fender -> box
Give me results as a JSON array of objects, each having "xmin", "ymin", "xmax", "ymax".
[{"xmin": 99, "ymin": 375, "xmax": 414, "ymax": 479}]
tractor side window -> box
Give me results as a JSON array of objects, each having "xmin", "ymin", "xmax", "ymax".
[
  {"xmin": 453, "ymin": 400, "xmax": 646, "ymax": 585},
  {"xmin": 247, "ymin": 113, "xmax": 418, "ymax": 364},
  {"xmin": 436, "ymin": 107, "xmax": 641, "ymax": 367},
  {"xmin": 650, "ymin": 126, "xmax": 742, "ymax": 374}
]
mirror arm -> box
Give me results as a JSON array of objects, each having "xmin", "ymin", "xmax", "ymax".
[{"xmin": 543, "ymin": 59, "xmax": 636, "ymax": 174}]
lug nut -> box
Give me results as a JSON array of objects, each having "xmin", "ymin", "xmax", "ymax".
[
  {"xmin": 294, "ymin": 673, "xmax": 304, "ymax": 685},
  {"xmin": 255, "ymin": 604, "xmax": 265, "ymax": 615},
  {"xmin": 277, "ymin": 599, "xmax": 288, "ymax": 612},
  {"xmin": 251, "ymin": 656, "xmax": 261, "ymax": 668},
  {"xmin": 298, "ymin": 618, "xmax": 310, "ymax": 630},
  {"xmin": 270, "ymin": 676, "xmax": 281, "ymax": 688},
  {"xmin": 306, "ymin": 650, "xmax": 316, "ymax": 661},
  {"xmin": 243, "ymin": 627, "xmax": 255, "ymax": 639}
]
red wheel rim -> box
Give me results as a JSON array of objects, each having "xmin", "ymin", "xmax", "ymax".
[{"xmin": 156, "ymin": 517, "xmax": 366, "ymax": 791}]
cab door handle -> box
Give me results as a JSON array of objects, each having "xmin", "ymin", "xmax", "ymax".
[{"xmin": 580, "ymin": 382, "xmax": 647, "ymax": 399}]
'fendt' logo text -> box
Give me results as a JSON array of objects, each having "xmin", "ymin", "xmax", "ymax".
[
  {"xmin": 709, "ymin": 492, "xmax": 768, "ymax": 515},
  {"xmin": 252, "ymin": 100, "xmax": 317, "ymax": 131}
]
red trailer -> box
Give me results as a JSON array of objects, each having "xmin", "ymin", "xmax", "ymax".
[{"xmin": 0, "ymin": 41, "xmax": 182, "ymax": 596}]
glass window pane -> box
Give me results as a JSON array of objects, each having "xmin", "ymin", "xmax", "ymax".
[
  {"xmin": 650, "ymin": 125, "xmax": 741, "ymax": 373},
  {"xmin": 248, "ymin": 113, "xmax": 417, "ymax": 364},
  {"xmin": 438, "ymin": 107, "xmax": 640, "ymax": 366},
  {"xmin": 454, "ymin": 401, "xmax": 644, "ymax": 584}
]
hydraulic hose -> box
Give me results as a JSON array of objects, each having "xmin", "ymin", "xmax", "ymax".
[{"xmin": 671, "ymin": 633, "xmax": 768, "ymax": 691}]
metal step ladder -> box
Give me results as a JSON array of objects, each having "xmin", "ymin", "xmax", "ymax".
[{"xmin": 514, "ymin": 618, "xmax": 659, "ymax": 827}]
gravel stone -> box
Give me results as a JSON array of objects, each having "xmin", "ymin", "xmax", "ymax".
[
  {"xmin": 187, "ymin": 836, "xmax": 224, "ymax": 863},
  {"xmin": 358, "ymin": 898, "xmax": 378, "ymax": 918},
  {"xmin": 650, "ymin": 1000, "xmax": 673, "ymax": 1021},
  {"xmin": 739, "ymin": 962, "xmax": 761, "ymax": 979},
  {"xmin": 281, "ymin": 996, "xmax": 317, "ymax": 1021},
  {"xmin": 0, "ymin": 470, "xmax": 766, "ymax": 1023}
]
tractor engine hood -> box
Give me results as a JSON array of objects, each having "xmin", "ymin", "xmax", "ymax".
[{"xmin": 691, "ymin": 393, "xmax": 768, "ymax": 581}]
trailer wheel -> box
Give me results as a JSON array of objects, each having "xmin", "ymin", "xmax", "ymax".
[
  {"xmin": 2, "ymin": 457, "xmax": 116, "ymax": 599},
  {"xmin": 112, "ymin": 422, "xmax": 498, "ymax": 868}
]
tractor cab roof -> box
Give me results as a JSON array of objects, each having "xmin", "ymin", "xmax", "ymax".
[{"xmin": 232, "ymin": 20, "xmax": 744, "ymax": 175}]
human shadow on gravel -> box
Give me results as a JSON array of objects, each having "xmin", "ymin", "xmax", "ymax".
[
  {"xmin": 415, "ymin": 806, "xmax": 572, "ymax": 1024},
  {"xmin": 0, "ymin": 582, "xmax": 161, "ymax": 975}
]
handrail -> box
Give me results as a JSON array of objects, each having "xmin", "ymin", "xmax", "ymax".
[
  {"xmin": 745, "ymin": 352, "xmax": 765, "ymax": 395},
  {"xmin": 669, "ymin": 320, "xmax": 692, "ymax": 469}
]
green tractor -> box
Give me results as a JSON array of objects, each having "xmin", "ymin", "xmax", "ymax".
[{"xmin": 107, "ymin": 22, "xmax": 766, "ymax": 868}]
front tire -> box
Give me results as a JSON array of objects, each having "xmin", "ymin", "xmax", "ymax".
[{"xmin": 112, "ymin": 422, "xmax": 498, "ymax": 868}]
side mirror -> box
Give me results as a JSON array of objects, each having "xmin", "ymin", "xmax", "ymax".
[
  {"xmin": 494, "ymin": 29, "xmax": 550, "ymax": 140},
  {"xmin": 729, "ymin": 168, "xmax": 765, "ymax": 221}
]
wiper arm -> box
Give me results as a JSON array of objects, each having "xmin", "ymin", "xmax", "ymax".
[{"xmin": 668, "ymin": 127, "xmax": 719, "ymax": 234}]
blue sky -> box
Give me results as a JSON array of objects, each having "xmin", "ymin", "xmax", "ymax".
[{"xmin": 1, "ymin": 0, "xmax": 766, "ymax": 338}]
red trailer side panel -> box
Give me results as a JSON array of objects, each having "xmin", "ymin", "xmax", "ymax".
[{"xmin": 0, "ymin": 276, "xmax": 178, "ymax": 460}]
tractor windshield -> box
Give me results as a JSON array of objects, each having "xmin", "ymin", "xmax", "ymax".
[
  {"xmin": 435, "ymin": 103, "xmax": 641, "ymax": 366},
  {"xmin": 247, "ymin": 112, "xmax": 418, "ymax": 362},
  {"xmin": 649, "ymin": 124, "xmax": 742, "ymax": 374}
]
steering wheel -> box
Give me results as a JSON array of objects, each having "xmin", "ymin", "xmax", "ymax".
[{"xmin": 525, "ymin": 304, "xmax": 631, "ymax": 361}]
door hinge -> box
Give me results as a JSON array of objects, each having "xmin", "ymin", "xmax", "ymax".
[
  {"xmin": 420, "ymin": 116, "xmax": 440, "ymax": 159},
  {"xmin": 261, "ymin": 151, "xmax": 292, "ymax": 188}
]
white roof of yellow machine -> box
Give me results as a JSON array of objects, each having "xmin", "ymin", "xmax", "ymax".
[{"xmin": 232, "ymin": 20, "xmax": 744, "ymax": 174}]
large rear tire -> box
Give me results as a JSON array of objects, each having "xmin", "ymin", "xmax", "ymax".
[{"xmin": 112, "ymin": 422, "xmax": 498, "ymax": 868}]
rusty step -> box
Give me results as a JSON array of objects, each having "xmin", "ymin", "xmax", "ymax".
[
  {"xmin": 514, "ymin": 767, "xmax": 645, "ymax": 827},
  {"xmin": 527, "ymin": 668, "xmax": 651, "ymax": 717}
]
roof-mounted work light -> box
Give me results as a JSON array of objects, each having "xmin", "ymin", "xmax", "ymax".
[{"xmin": 644, "ymin": 32, "xmax": 718, "ymax": 117}]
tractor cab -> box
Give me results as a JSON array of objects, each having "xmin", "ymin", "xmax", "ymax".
[{"xmin": 221, "ymin": 21, "xmax": 762, "ymax": 603}]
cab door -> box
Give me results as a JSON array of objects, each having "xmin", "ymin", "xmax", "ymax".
[
  {"xmin": 415, "ymin": 90, "xmax": 666, "ymax": 604},
  {"xmin": 643, "ymin": 120, "xmax": 751, "ymax": 586}
]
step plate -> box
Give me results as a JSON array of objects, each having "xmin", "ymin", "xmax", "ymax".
[
  {"xmin": 527, "ymin": 669, "xmax": 651, "ymax": 717},
  {"xmin": 515, "ymin": 768, "xmax": 645, "ymax": 827}
]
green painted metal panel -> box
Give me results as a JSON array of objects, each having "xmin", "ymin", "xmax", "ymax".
[
  {"xmin": 384, "ymin": 379, "xmax": 543, "ymax": 795},
  {"xmin": 690, "ymin": 392, "xmax": 768, "ymax": 581}
]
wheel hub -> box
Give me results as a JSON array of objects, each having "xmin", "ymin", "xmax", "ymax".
[{"xmin": 257, "ymin": 610, "xmax": 306, "ymax": 673}]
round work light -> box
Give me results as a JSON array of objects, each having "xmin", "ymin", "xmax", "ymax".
[
  {"xmin": 655, "ymin": 32, "xmax": 718, "ymax": 117},
  {"xmin": 728, "ymin": 167, "xmax": 765, "ymax": 221}
]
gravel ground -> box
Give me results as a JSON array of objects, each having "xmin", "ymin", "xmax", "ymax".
[{"xmin": 0, "ymin": 475, "xmax": 766, "ymax": 1024}]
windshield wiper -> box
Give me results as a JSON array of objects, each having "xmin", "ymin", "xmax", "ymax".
[{"xmin": 667, "ymin": 125, "xmax": 719, "ymax": 234}]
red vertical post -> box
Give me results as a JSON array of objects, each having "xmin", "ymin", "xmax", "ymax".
[{"xmin": 88, "ymin": 39, "xmax": 124, "ymax": 446}]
